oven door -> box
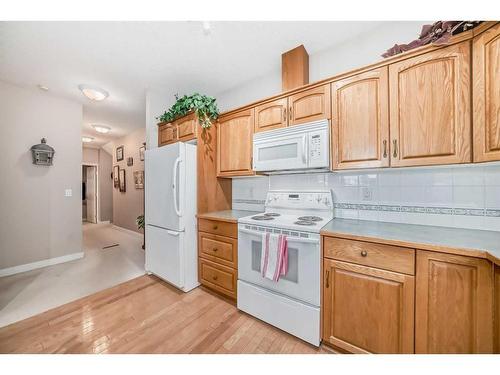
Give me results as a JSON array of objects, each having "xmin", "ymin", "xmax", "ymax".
[
  {"xmin": 253, "ymin": 133, "xmax": 308, "ymax": 172},
  {"xmin": 237, "ymin": 225, "xmax": 320, "ymax": 306}
]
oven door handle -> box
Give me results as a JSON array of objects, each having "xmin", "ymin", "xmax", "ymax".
[{"xmin": 238, "ymin": 228, "xmax": 319, "ymax": 244}]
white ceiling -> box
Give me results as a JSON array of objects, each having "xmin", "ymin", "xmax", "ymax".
[{"xmin": 0, "ymin": 21, "xmax": 384, "ymax": 146}]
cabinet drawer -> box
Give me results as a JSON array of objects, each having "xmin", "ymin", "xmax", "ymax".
[
  {"xmin": 198, "ymin": 218, "xmax": 237, "ymax": 238},
  {"xmin": 323, "ymin": 237, "xmax": 415, "ymax": 275},
  {"xmin": 199, "ymin": 259, "xmax": 237, "ymax": 299},
  {"xmin": 177, "ymin": 117, "xmax": 197, "ymax": 141},
  {"xmin": 198, "ymin": 231, "xmax": 237, "ymax": 268}
]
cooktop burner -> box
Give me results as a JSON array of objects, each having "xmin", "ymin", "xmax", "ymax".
[
  {"xmin": 251, "ymin": 215, "xmax": 275, "ymax": 221},
  {"xmin": 297, "ymin": 216, "xmax": 323, "ymax": 222},
  {"xmin": 264, "ymin": 213, "xmax": 281, "ymax": 217},
  {"xmin": 294, "ymin": 220, "xmax": 317, "ymax": 226}
]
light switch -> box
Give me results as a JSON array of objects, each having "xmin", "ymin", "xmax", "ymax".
[
  {"xmin": 362, "ymin": 187, "xmax": 372, "ymax": 201},
  {"xmin": 65, "ymin": 189, "xmax": 73, "ymax": 197}
]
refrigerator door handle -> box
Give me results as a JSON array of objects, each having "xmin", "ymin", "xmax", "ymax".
[
  {"xmin": 172, "ymin": 156, "xmax": 182, "ymax": 217},
  {"xmin": 166, "ymin": 229, "xmax": 180, "ymax": 236}
]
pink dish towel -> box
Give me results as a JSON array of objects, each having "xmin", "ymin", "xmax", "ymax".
[{"xmin": 261, "ymin": 232, "xmax": 288, "ymax": 282}]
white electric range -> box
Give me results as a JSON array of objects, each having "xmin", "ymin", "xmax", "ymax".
[{"xmin": 237, "ymin": 190, "xmax": 334, "ymax": 346}]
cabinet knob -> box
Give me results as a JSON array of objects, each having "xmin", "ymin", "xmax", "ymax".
[
  {"xmin": 213, "ymin": 247, "xmax": 218, "ymax": 252},
  {"xmin": 361, "ymin": 250, "xmax": 368, "ymax": 257},
  {"xmin": 213, "ymin": 225, "xmax": 218, "ymax": 230},
  {"xmin": 212, "ymin": 275, "xmax": 218, "ymax": 281}
]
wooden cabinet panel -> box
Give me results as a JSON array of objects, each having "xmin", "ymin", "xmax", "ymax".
[
  {"xmin": 158, "ymin": 123, "xmax": 177, "ymax": 146},
  {"xmin": 415, "ymin": 250, "xmax": 494, "ymax": 353},
  {"xmin": 389, "ymin": 41, "xmax": 471, "ymax": 167},
  {"xmin": 288, "ymin": 84, "xmax": 330, "ymax": 126},
  {"xmin": 176, "ymin": 114, "xmax": 197, "ymax": 142},
  {"xmin": 198, "ymin": 231, "xmax": 237, "ymax": 268},
  {"xmin": 323, "ymin": 259, "xmax": 415, "ymax": 353},
  {"xmin": 217, "ymin": 109, "xmax": 255, "ymax": 177},
  {"xmin": 199, "ymin": 258, "xmax": 237, "ymax": 299},
  {"xmin": 323, "ymin": 236, "xmax": 415, "ymax": 275},
  {"xmin": 198, "ymin": 218, "xmax": 237, "ymax": 239},
  {"xmin": 473, "ymin": 23, "xmax": 500, "ymax": 162},
  {"xmin": 331, "ymin": 67, "xmax": 390, "ymax": 169},
  {"xmin": 254, "ymin": 98, "xmax": 288, "ymax": 133},
  {"xmin": 495, "ymin": 266, "xmax": 500, "ymax": 353}
]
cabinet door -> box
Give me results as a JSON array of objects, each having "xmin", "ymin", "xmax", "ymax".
[
  {"xmin": 389, "ymin": 41, "xmax": 471, "ymax": 167},
  {"xmin": 323, "ymin": 259, "xmax": 415, "ymax": 354},
  {"xmin": 158, "ymin": 123, "xmax": 177, "ymax": 146},
  {"xmin": 495, "ymin": 266, "xmax": 500, "ymax": 354},
  {"xmin": 176, "ymin": 114, "xmax": 197, "ymax": 142},
  {"xmin": 331, "ymin": 67, "xmax": 390, "ymax": 169},
  {"xmin": 473, "ymin": 23, "xmax": 500, "ymax": 162},
  {"xmin": 415, "ymin": 250, "xmax": 494, "ymax": 353},
  {"xmin": 217, "ymin": 109, "xmax": 255, "ymax": 177},
  {"xmin": 254, "ymin": 98, "xmax": 288, "ymax": 133},
  {"xmin": 288, "ymin": 84, "xmax": 330, "ymax": 126}
]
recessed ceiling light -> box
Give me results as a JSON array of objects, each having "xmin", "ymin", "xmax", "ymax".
[
  {"xmin": 82, "ymin": 136, "xmax": 94, "ymax": 143},
  {"xmin": 92, "ymin": 124, "xmax": 111, "ymax": 134},
  {"xmin": 78, "ymin": 84, "xmax": 109, "ymax": 101},
  {"xmin": 37, "ymin": 84, "xmax": 49, "ymax": 91},
  {"xmin": 202, "ymin": 21, "xmax": 211, "ymax": 35}
]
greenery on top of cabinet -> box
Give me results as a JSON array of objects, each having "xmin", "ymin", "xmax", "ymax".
[{"xmin": 157, "ymin": 93, "xmax": 219, "ymax": 129}]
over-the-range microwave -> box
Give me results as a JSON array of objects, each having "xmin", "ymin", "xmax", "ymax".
[{"xmin": 252, "ymin": 119, "xmax": 330, "ymax": 174}]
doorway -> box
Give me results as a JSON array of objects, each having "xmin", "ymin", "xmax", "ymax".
[{"xmin": 82, "ymin": 164, "xmax": 98, "ymax": 223}]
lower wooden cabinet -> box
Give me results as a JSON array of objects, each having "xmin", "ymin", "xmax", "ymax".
[
  {"xmin": 323, "ymin": 259, "xmax": 415, "ymax": 353},
  {"xmin": 199, "ymin": 258, "xmax": 237, "ymax": 300},
  {"xmin": 496, "ymin": 266, "xmax": 500, "ymax": 353},
  {"xmin": 415, "ymin": 250, "xmax": 494, "ymax": 353}
]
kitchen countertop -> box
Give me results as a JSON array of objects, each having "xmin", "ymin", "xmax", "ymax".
[
  {"xmin": 197, "ymin": 210, "xmax": 260, "ymax": 223},
  {"xmin": 321, "ymin": 218, "xmax": 500, "ymax": 265}
]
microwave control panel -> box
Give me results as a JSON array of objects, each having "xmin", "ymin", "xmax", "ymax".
[{"xmin": 308, "ymin": 129, "xmax": 329, "ymax": 168}]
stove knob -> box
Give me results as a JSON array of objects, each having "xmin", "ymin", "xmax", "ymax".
[{"xmin": 323, "ymin": 197, "xmax": 330, "ymax": 205}]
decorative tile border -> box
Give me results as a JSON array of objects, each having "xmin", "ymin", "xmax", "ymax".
[
  {"xmin": 334, "ymin": 203, "xmax": 500, "ymax": 217},
  {"xmin": 233, "ymin": 199, "xmax": 266, "ymax": 205}
]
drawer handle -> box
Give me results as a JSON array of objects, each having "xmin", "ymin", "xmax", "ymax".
[
  {"xmin": 213, "ymin": 248, "xmax": 218, "ymax": 252},
  {"xmin": 212, "ymin": 275, "xmax": 218, "ymax": 281},
  {"xmin": 213, "ymin": 225, "xmax": 218, "ymax": 230},
  {"xmin": 361, "ymin": 250, "xmax": 368, "ymax": 257}
]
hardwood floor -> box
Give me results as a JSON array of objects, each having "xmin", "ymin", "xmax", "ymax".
[{"xmin": 0, "ymin": 275, "xmax": 324, "ymax": 354}]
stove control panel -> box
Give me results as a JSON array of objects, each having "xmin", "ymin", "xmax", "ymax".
[{"xmin": 266, "ymin": 190, "xmax": 333, "ymax": 210}]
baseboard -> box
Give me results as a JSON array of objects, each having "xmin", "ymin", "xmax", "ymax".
[
  {"xmin": 111, "ymin": 225, "xmax": 142, "ymax": 238},
  {"xmin": 98, "ymin": 220, "xmax": 111, "ymax": 224},
  {"xmin": 0, "ymin": 252, "xmax": 84, "ymax": 278}
]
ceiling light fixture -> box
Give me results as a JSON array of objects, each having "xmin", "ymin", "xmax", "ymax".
[
  {"xmin": 202, "ymin": 21, "xmax": 211, "ymax": 35},
  {"xmin": 92, "ymin": 124, "xmax": 111, "ymax": 134},
  {"xmin": 82, "ymin": 136, "xmax": 94, "ymax": 143},
  {"xmin": 78, "ymin": 84, "xmax": 109, "ymax": 101},
  {"xmin": 37, "ymin": 84, "xmax": 49, "ymax": 91}
]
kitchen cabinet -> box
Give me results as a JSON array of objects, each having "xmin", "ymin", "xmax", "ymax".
[
  {"xmin": 158, "ymin": 122, "xmax": 177, "ymax": 146},
  {"xmin": 323, "ymin": 258, "xmax": 415, "ymax": 354},
  {"xmin": 473, "ymin": 23, "xmax": 500, "ymax": 162},
  {"xmin": 389, "ymin": 41, "xmax": 471, "ymax": 167},
  {"xmin": 415, "ymin": 250, "xmax": 494, "ymax": 353},
  {"xmin": 198, "ymin": 218, "xmax": 238, "ymax": 299},
  {"xmin": 331, "ymin": 67, "xmax": 389, "ymax": 170},
  {"xmin": 254, "ymin": 98, "xmax": 288, "ymax": 133},
  {"xmin": 176, "ymin": 113, "xmax": 197, "ymax": 142},
  {"xmin": 254, "ymin": 85, "xmax": 331, "ymax": 133},
  {"xmin": 288, "ymin": 84, "xmax": 330, "ymax": 126},
  {"xmin": 217, "ymin": 108, "xmax": 255, "ymax": 177},
  {"xmin": 496, "ymin": 266, "xmax": 500, "ymax": 353}
]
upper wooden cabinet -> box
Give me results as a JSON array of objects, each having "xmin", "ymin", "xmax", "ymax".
[
  {"xmin": 288, "ymin": 84, "xmax": 330, "ymax": 126},
  {"xmin": 254, "ymin": 85, "xmax": 331, "ymax": 133},
  {"xmin": 415, "ymin": 250, "xmax": 494, "ymax": 353},
  {"xmin": 323, "ymin": 259, "xmax": 415, "ymax": 354},
  {"xmin": 158, "ymin": 122, "xmax": 177, "ymax": 146},
  {"xmin": 217, "ymin": 109, "xmax": 255, "ymax": 177},
  {"xmin": 473, "ymin": 23, "xmax": 500, "ymax": 162},
  {"xmin": 389, "ymin": 41, "xmax": 472, "ymax": 167},
  {"xmin": 331, "ymin": 67, "xmax": 390, "ymax": 170},
  {"xmin": 254, "ymin": 98, "xmax": 287, "ymax": 133},
  {"xmin": 176, "ymin": 113, "xmax": 197, "ymax": 142}
]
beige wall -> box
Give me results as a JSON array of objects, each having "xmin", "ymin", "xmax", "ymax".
[
  {"xmin": 111, "ymin": 128, "xmax": 145, "ymax": 233},
  {"xmin": 82, "ymin": 147, "xmax": 113, "ymax": 222},
  {"xmin": 0, "ymin": 80, "xmax": 82, "ymax": 269}
]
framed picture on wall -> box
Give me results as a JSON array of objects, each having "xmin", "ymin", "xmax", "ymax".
[
  {"xmin": 134, "ymin": 170, "xmax": 144, "ymax": 189},
  {"xmin": 139, "ymin": 145, "xmax": 145, "ymax": 161},
  {"xmin": 116, "ymin": 145, "xmax": 124, "ymax": 161},
  {"xmin": 119, "ymin": 168, "xmax": 126, "ymax": 192},
  {"xmin": 113, "ymin": 165, "xmax": 119, "ymax": 188}
]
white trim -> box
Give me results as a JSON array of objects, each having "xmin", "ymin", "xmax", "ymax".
[
  {"xmin": 98, "ymin": 220, "xmax": 110, "ymax": 224},
  {"xmin": 0, "ymin": 252, "xmax": 84, "ymax": 278},
  {"xmin": 112, "ymin": 225, "xmax": 142, "ymax": 238},
  {"xmin": 82, "ymin": 163, "xmax": 99, "ymax": 223}
]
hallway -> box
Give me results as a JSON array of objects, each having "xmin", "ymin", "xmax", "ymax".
[{"xmin": 0, "ymin": 223, "xmax": 145, "ymax": 328}]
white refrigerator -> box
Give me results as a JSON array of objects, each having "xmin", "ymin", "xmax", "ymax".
[{"xmin": 145, "ymin": 142, "xmax": 199, "ymax": 292}]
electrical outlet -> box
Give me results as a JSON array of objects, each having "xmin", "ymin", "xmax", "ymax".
[{"xmin": 362, "ymin": 187, "xmax": 372, "ymax": 201}]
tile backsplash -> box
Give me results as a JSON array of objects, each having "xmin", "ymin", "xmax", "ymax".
[{"xmin": 231, "ymin": 163, "xmax": 500, "ymax": 232}]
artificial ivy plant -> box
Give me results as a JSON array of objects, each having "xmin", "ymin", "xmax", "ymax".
[{"xmin": 157, "ymin": 93, "xmax": 219, "ymax": 129}]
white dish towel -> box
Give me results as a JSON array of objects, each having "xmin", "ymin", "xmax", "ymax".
[{"xmin": 261, "ymin": 232, "xmax": 288, "ymax": 282}]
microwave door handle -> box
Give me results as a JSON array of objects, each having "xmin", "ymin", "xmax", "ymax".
[
  {"xmin": 302, "ymin": 135, "xmax": 307, "ymax": 164},
  {"xmin": 239, "ymin": 228, "xmax": 318, "ymax": 244}
]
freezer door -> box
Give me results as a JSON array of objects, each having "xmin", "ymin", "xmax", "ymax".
[
  {"xmin": 145, "ymin": 143, "xmax": 185, "ymax": 231},
  {"xmin": 145, "ymin": 225, "xmax": 184, "ymax": 288}
]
